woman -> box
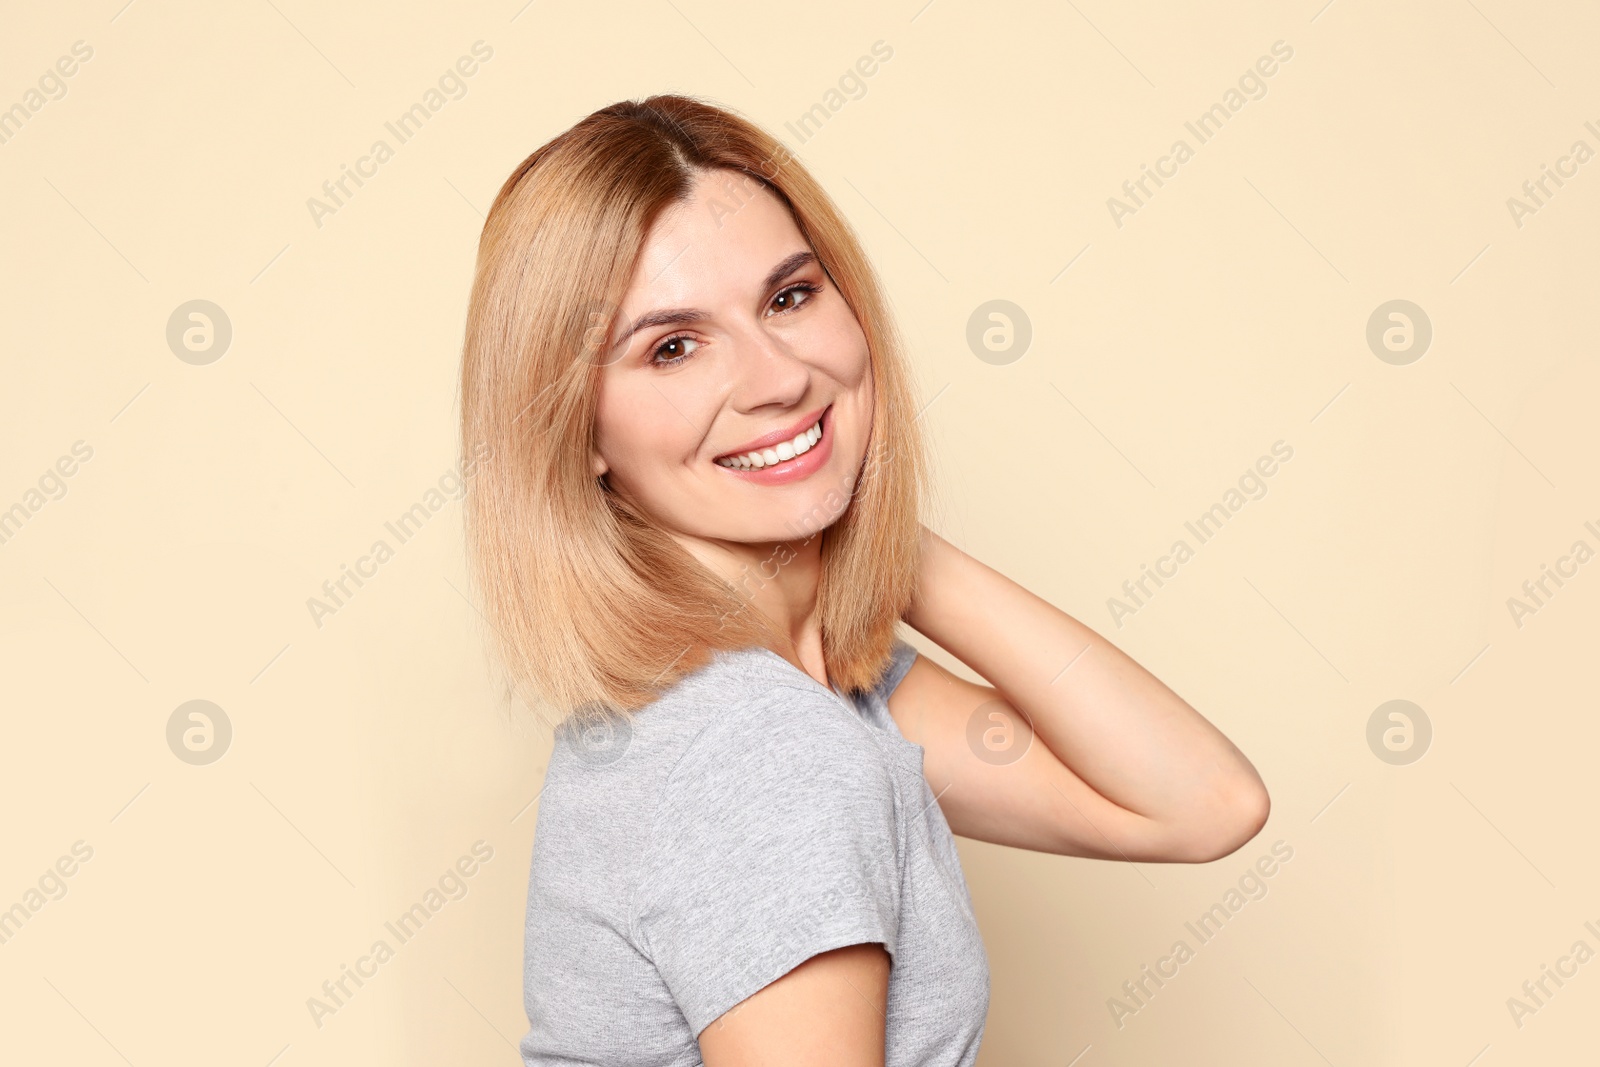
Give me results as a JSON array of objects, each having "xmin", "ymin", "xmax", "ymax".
[{"xmin": 459, "ymin": 93, "xmax": 1269, "ymax": 1066}]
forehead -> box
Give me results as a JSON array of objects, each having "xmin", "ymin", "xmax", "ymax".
[{"xmin": 620, "ymin": 169, "xmax": 805, "ymax": 309}]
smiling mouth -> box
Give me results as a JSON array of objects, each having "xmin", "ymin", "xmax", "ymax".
[{"xmin": 714, "ymin": 409, "xmax": 827, "ymax": 470}]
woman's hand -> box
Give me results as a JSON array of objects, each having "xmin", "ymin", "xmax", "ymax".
[{"xmin": 890, "ymin": 525, "xmax": 1269, "ymax": 863}]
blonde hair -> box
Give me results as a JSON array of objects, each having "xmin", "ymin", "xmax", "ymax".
[{"xmin": 459, "ymin": 93, "xmax": 929, "ymax": 725}]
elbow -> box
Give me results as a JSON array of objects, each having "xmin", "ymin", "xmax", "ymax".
[
  {"xmin": 1171, "ymin": 776, "xmax": 1271, "ymax": 864},
  {"xmin": 1229, "ymin": 777, "xmax": 1272, "ymax": 851}
]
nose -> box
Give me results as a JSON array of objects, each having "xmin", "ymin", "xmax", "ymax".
[{"xmin": 723, "ymin": 318, "xmax": 811, "ymax": 414}]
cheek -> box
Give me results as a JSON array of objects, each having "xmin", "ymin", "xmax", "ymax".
[
  {"xmin": 808, "ymin": 307, "xmax": 872, "ymax": 383},
  {"xmin": 595, "ymin": 382, "xmax": 698, "ymax": 475}
]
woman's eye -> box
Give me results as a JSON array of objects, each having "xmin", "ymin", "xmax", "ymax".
[
  {"xmin": 651, "ymin": 335, "xmax": 699, "ymax": 365},
  {"xmin": 769, "ymin": 282, "xmax": 819, "ymax": 314}
]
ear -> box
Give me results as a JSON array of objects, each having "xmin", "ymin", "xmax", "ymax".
[{"xmin": 590, "ymin": 451, "xmax": 608, "ymax": 478}]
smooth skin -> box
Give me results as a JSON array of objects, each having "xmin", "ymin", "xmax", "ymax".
[{"xmin": 591, "ymin": 168, "xmax": 1269, "ymax": 1064}]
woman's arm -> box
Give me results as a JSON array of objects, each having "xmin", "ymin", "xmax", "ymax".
[{"xmin": 892, "ymin": 526, "xmax": 1270, "ymax": 863}]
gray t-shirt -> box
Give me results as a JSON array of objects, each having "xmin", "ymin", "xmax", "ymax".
[{"xmin": 519, "ymin": 636, "xmax": 990, "ymax": 1065}]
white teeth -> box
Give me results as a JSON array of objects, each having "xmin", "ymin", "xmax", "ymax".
[{"xmin": 716, "ymin": 416, "xmax": 823, "ymax": 469}]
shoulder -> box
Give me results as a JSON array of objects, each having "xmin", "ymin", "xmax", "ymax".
[
  {"xmin": 663, "ymin": 667, "xmax": 895, "ymax": 817},
  {"xmin": 551, "ymin": 646, "xmax": 805, "ymax": 774},
  {"xmin": 632, "ymin": 653, "xmax": 904, "ymax": 898}
]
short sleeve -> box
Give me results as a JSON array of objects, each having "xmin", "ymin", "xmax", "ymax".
[
  {"xmin": 872, "ymin": 637, "xmax": 920, "ymax": 703},
  {"xmin": 631, "ymin": 687, "xmax": 903, "ymax": 1037}
]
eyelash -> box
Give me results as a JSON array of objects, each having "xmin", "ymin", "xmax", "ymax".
[{"xmin": 649, "ymin": 282, "xmax": 822, "ymax": 367}]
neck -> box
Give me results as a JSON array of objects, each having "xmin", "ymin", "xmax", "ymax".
[{"xmin": 673, "ymin": 531, "xmax": 829, "ymax": 686}]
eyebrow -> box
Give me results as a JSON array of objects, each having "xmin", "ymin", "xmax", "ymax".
[{"xmin": 611, "ymin": 250, "xmax": 819, "ymax": 351}]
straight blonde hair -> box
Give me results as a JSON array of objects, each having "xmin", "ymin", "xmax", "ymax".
[{"xmin": 459, "ymin": 94, "xmax": 929, "ymax": 726}]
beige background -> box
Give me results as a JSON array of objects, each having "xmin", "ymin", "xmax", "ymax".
[{"xmin": 2, "ymin": 0, "xmax": 1596, "ymax": 1063}]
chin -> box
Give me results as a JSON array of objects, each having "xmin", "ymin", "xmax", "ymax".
[{"xmin": 687, "ymin": 490, "xmax": 848, "ymax": 547}]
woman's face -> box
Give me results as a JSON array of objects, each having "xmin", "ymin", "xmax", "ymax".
[{"xmin": 591, "ymin": 168, "xmax": 874, "ymax": 551}]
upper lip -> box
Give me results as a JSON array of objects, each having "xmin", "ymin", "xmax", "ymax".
[{"xmin": 713, "ymin": 404, "xmax": 828, "ymax": 460}]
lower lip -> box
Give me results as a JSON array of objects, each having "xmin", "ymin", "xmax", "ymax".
[{"xmin": 715, "ymin": 407, "xmax": 834, "ymax": 486}]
